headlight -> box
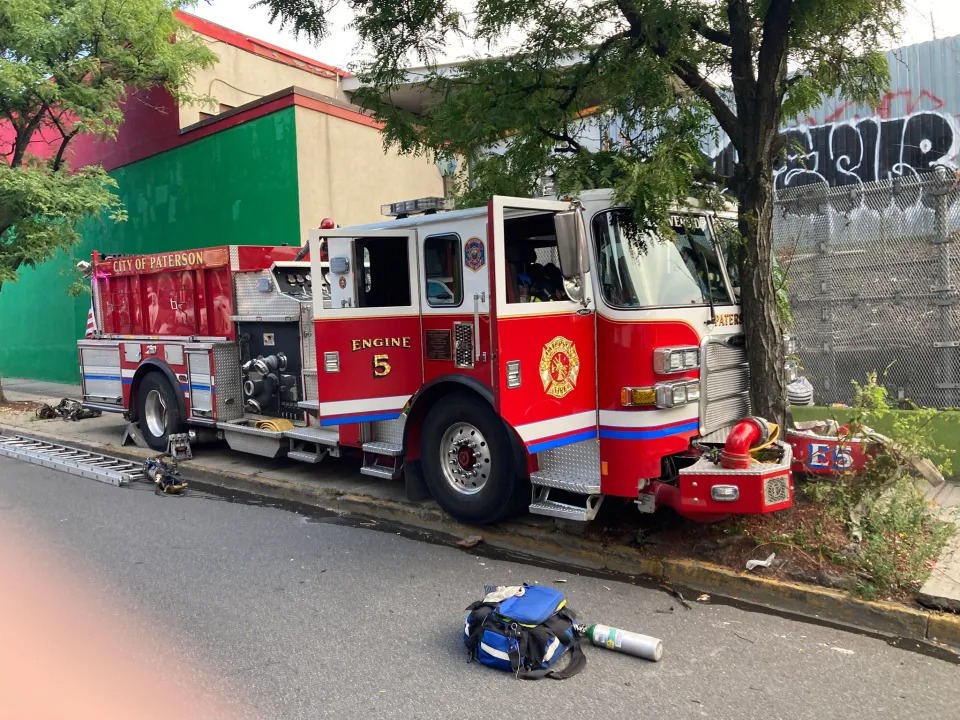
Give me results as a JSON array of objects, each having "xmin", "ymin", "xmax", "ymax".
[
  {"xmin": 655, "ymin": 380, "xmax": 701, "ymax": 408},
  {"xmin": 654, "ymin": 346, "xmax": 700, "ymax": 374}
]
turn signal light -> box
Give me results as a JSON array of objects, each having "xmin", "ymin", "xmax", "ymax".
[{"xmin": 621, "ymin": 387, "xmax": 657, "ymax": 406}]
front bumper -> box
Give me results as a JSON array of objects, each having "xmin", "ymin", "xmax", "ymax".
[{"xmin": 676, "ymin": 440, "xmax": 794, "ymax": 517}]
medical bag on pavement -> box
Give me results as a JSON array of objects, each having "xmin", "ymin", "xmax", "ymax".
[{"xmin": 463, "ymin": 584, "xmax": 586, "ymax": 680}]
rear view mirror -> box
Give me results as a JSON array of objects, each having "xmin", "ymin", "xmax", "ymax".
[
  {"xmin": 554, "ymin": 209, "xmax": 590, "ymax": 307},
  {"xmin": 554, "ymin": 210, "xmax": 583, "ymax": 279}
]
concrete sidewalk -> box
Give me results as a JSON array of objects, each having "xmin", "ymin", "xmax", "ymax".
[
  {"xmin": 0, "ymin": 378, "xmax": 419, "ymax": 507},
  {"xmin": 920, "ymin": 482, "xmax": 960, "ymax": 612}
]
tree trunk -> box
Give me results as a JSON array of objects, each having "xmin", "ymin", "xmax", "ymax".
[
  {"xmin": 0, "ymin": 377, "xmax": 6, "ymax": 404},
  {"xmin": 737, "ymin": 162, "xmax": 786, "ymax": 426}
]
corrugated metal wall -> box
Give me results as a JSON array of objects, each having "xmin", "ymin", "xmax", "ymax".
[{"xmin": 714, "ymin": 36, "xmax": 960, "ymax": 186}]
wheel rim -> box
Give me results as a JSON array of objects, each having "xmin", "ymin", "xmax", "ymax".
[
  {"xmin": 439, "ymin": 422, "xmax": 491, "ymax": 496},
  {"xmin": 144, "ymin": 389, "xmax": 168, "ymax": 438}
]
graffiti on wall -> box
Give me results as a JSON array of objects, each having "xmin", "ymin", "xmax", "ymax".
[{"xmin": 712, "ymin": 90, "xmax": 960, "ymax": 190}]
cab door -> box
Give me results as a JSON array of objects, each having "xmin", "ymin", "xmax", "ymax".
[
  {"xmin": 308, "ymin": 229, "xmax": 423, "ymax": 426},
  {"xmin": 489, "ymin": 197, "xmax": 597, "ymax": 453}
]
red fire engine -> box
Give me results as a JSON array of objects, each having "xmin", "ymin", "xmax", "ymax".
[{"xmin": 78, "ymin": 190, "xmax": 794, "ymax": 524}]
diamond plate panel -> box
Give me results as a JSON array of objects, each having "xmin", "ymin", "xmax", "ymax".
[
  {"xmin": 234, "ymin": 271, "xmax": 301, "ymax": 317},
  {"xmin": 300, "ymin": 310, "xmax": 316, "ymax": 371},
  {"xmin": 537, "ymin": 439, "xmax": 601, "ymax": 481},
  {"xmin": 529, "ymin": 472, "xmax": 600, "ymax": 494},
  {"xmin": 213, "ymin": 343, "xmax": 243, "ymax": 421},
  {"xmin": 372, "ymin": 417, "xmax": 405, "ymax": 445},
  {"xmin": 93, "ymin": 284, "xmax": 104, "ymax": 336}
]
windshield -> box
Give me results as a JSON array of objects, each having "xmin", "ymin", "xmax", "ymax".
[
  {"xmin": 591, "ymin": 209, "xmax": 733, "ymax": 309},
  {"xmin": 713, "ymin": 216, "xmax": 742, "ymax": 301}
]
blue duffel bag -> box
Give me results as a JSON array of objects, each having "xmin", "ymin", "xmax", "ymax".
[{"xmin": 463, "ymin": 584, "xmax": 586, "ymax": 680}]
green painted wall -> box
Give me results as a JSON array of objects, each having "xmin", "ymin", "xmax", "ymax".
[{"xmin": 0, "ymin": 108, "xmax": 300, "ymax": 384}]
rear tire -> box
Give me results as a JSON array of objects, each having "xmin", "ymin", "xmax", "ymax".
[
  {"xmin": 420, "ymin": 394, "xmax": 527, "ymax": 525},
  {"xmin": 136, "ymin": 372, "xmax": 183, "ymax": 452}
]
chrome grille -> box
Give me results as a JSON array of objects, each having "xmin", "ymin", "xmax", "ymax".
[
  {"xmin": 705, "ymin": 366, "xmax": 750, "ymax": 401},
  {"xmin": 705, "ymin": 343, "xmax": 746, "ymax": 371},
  {"xmin": 454, "ymin": 322, "xmax": 474, "ymax": 368},
  {"xmin": 700, "ymin": 335, "xmax": 750, "ymax": 441},
  {"xmin": 764, "ymin": 475, "xmax": 790, "ymax": 506}
]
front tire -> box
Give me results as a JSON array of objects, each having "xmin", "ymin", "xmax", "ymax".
[
  {"xmin": 136, "ymin": 372, "xmax": 183, "ymax": 451},
  {"xmin": 420, "ymin": 394, "xmax": 527, "ymax": 525}
]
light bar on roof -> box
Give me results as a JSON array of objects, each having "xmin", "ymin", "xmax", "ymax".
[{"xmin": 381, "ymin": 197, "xmax": 452, "ymax": 217}]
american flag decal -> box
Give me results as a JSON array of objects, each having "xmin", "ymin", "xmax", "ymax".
[{"xmin": 84, "ymin": 298, "xmax": 98, "ymax": 338}]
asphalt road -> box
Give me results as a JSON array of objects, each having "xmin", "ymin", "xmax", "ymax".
[{"xmin": 0, "ymin": 457, "xmax": 955, "ymax": 720}]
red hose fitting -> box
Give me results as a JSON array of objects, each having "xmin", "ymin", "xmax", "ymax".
[{"xmin": 720, "ymin": 416, "xmax": 770, "ymax": 469}]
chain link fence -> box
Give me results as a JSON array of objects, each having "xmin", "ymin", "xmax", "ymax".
[{"xmin": 773, "ymin": 170, "xmax": 960, "ymax": 409}]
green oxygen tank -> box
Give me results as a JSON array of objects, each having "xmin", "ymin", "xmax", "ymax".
[{"xmin": 581, "ymin": 623, "xmax": 664, "ymax": 662}]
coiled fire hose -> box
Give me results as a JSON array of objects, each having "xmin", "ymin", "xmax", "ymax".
[
  {"xmin": 254, "ymin": 419, "xmax": 295, "ymax": 432},
  {"xmin": 719, "ymin": 417, "xmax": 781, "ymax": 469}
]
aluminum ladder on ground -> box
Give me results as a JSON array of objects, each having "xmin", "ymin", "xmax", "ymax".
[{"xmin": 0, "ymin": 434, "xmax": 144, "ymax": 486}]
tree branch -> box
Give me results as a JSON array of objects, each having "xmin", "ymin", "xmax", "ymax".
[
  {"xmin": 756, "ymin": 0, "xmax": 794, "ymax": 106},
  {"xmin": 658, "ymin": 48, "xmax": 740, "ymax": 149},
  {"xmin": 537, "ymin": 125, "xmax": 582, "ymax": 153},
  {"xmin": 557, "ymin": 29, "xmax": 636, "ymax": 112},
  {"xmin": 691, "ymin": 16, "xmax": 732, "ymax": 46},
  {"xmin": 613, "ymin": 0, "xmax": 741, "ymax": 150},
  {"xmin": 49, "ymin": 111, "xmax": 79, "ymax": 172},
  {"xmin": 10, "ymin": 110, "xmax": 48, "ymax": 168},
  {"xmin": 726, "ymin": 0, "xmax": 757, "ymax": 128}
]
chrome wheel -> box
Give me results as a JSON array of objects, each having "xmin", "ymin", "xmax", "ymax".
[
  {"xmin": 439, "ymin": 422, "xmax": 491, "ymax": 496},
  {"xmin": 144, "ymin": 389, "xmax": 168, "ymax": 438}
]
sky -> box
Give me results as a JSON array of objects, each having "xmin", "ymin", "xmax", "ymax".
[{"xmin": 191, "ymin": 0, "xmax": 960, "ymax": 73}]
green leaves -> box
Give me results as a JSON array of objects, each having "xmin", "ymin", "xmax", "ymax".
[
  {"xmin": 0, "ymin": 0, "xmax": 215, "ymax": 292},
  {"xmin": 0, "ymin": 161, "xmax": 121, "ymax": 286}
]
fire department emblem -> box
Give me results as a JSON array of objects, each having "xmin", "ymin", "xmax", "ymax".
[
  {"xmin": 539, "ymin": 336, "xmax": 580, "ymax": 399},
  {"xmin": 464, "ymin": 237, "xmax": 485, "ymax": 272}
]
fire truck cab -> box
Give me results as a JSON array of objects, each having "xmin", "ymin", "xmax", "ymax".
[{"xmin": 78, "ymin": 189, "xmax": 793, "ymax": 525}]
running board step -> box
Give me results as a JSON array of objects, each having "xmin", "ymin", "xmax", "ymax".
[
  {"xmin": 530, "ymin": 472, "xmax": 600, "ymax": 495},
  {"xmin": 283, "ymin": 426, "xmax": 338, "ymax": 445},
  {"xmin": 529, "ymin": 486, "xmax": 603, "ymax": 522},
  {"xmin": 360, "ymin": 464, "xmax": 398, "ymax": 479},
  {"xmin": 361, "ymin": 442, "xmax": 403, "ymax": 480},
  {"xmin": 362, "ymin": 441, "xmax": 403, "ymax": 457},
  {"xmin": 0, "ymin": 434, "xmax": 144, "ymax": 487},
  {"xmin": 287, "ymin": 449, "xmax": 326, "ymax": 464}
]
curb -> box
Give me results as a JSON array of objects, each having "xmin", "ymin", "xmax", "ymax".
[{"xmin": 3, "ymin": 420, "xmax": 959, "ymax": 657}]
